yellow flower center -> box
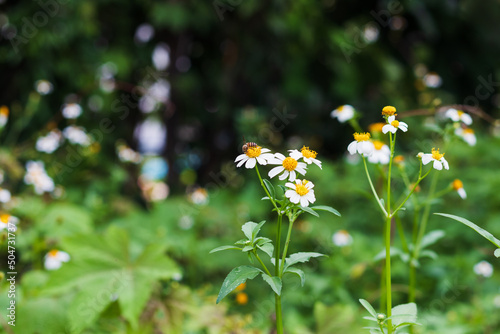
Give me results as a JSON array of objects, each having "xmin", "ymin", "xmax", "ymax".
[
  {"xmin": 457, "ymin": 110, "xmax": 464, "ymax": 117},
  {"xmin": 0, "ymin": 214, "xmax": 9, "ymax": 223},
  {"xmin": 394, "ymin": 155, "xmax": 405, "ymax": 164},
  {"xmin": 391, "ymin": 120, "xmax": 400, "ymax": 127},
  {"xmin": 295, "ymin": 181, "xmax": 309, "ymax": 196},
  {"xmin": 337, "ymin": 105, "xmax": 345, "ymax": 112},
  {"xmin": 282, "ymin": 157, "xmax": 298, "ymax": 171},
  {"xmin": 369, "ymin": 122, "xmax": 385, "ymax": 133},
  {"xmin": 382, "ymin": 106, "xmax": 397, "ymax": 116},
  {"xmin": 48, "ymin": 250, "xmax": 59, "ymax": 257},
  {"xmin": 452, "ymin": 179, "xmax": 463, "ymax": 190},
  {"xmin": 245, "ymin": 146, "xmax": 261, "ymax": 158},
  {"xmin": 372, "ymin": 140, "xmax": 385, "ymax": 150},
  {"xmin": 301, "ymin": 146, "xmax": 317, "ymax": 159},
  {"xmin": 431, "ymin": 148, "xmax": 444, "ymax": 160},
  {"xmin": 353, "ymin": 132, "xmax": 371, "ymax": 142},
  {"xmin": 464, "ymin": 128, "xmax": 474, "ymax": 134},
  {"xmin": 0, "ymin": 106, "xmax": 9, "ymax": 116}
]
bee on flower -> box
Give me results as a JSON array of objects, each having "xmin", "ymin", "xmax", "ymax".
[
  {"xmin": 268, "ymin": 153, "xmax": 307, "ymax": 181},
  {"xmin": 347, "ymin": 132, "xmax": 374, "ymax": 157},
  {"xmin": 382, "ymin": 115, "xmax": 408, "ymax": 134},
  {"xmin": 289, "ymin": 146, "xmax": 322, "ymax": 169},
  {"xmin": 445, "ymin": 108, "xmax": 472, "ymax": 125},
  {"xmin": 368, "ymin": 140, "xmax": 390, "ymax": 165},
  {"xmin": 44, "ymin": 250, "xmax": 70, "ymax": 270},
  {"xmin": 419, "ymin": 148, "xmax": 449, "ymax": 170},
  {"xmin": 331, "ymin": 105, "xmax": 355, "ymax": 123},
  {"xmin": 455, "ymin": 127, "xmax": 476, "ymax": 146},
  {"xmin": 452, "ymin": 179, "xmax": 467, "ymax": 199},
  {"xmin": 235, "ymin": 142, "xmax": 274, "ymax": 169},
  {"xmin": 285, "ymin": 179, "xmax": 316, "ymax": 207}
]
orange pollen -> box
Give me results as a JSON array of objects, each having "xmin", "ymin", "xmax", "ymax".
[
  {"xmin": 0, "ymin": 214, "xmax": 10, "ymax": 223},
  {"xmin": 431, "ymin": 148, "xmax": 444, "ymax": 160},
  {"xmin": 452, "ymin": 179, "xmax": 463, "ymax": 190},
  {"xmin": 353, "ymin": 132, "xmax": 371, "ymax": 142},
  {"xmin": 48, "ymin": 250, "xmax": 59, "ymax": 257},
  {"xmin": 295, "ymin": 181, "xmax": 309, "ymax": 196},
  {"xmin": 394, "ymin": 155, "xmax": 405, "ymax": 164},
  {"xmin": 457, "ymin": 110, "xmax": 464, "ymax": 117},
  {"xmin": 282, "ymin": 157, "xmax": 298, "ymax": 171},
  {"xmin": 245, "ymin": 146, "xmax": 261, "ymax": 158},
  {"xmin": 236, "ymin": 292, "xmax": 248, "ymax": 305},
  {"xmin": 382, "ymin": 106, "xmax": 397, "ymax": 116},
  {"xmin": 301, "ymin": 146, "xmax": 317, "ymax": 159},
  {"xmin": 391, "ymin": 120, "xmax": 400, "ymax": 127},
  {"xmin": 369, "ymin": 122, "xmax": 385, "ymax": 133},
  {"xmin": 463, "ymin": 128, "xmax": 474, "ymax": 134},
  {"xmin": 373, "ymin": 140, "xmax": 385, "ymax": 150}
]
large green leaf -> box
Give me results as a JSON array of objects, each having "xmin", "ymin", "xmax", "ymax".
[
  {"xmin": 284, "ymin": 252, "xmax": 325, "ymax": 271},
  {"xmin": 284, "ymin": 267, "xmax": 305, "ymax": 287},
  {"xmin": 420, "ymin": 230, "xmax": 445, "ymax": 249},
  {"xmin": 37, "ymin": 203, "xmax": 93, "ymax": 238},
  {"xmin": 390, "ymin": 302, "xmax": 418, "ymax": 328},
  {"xmin": 209, "ymin": 245, "xmax": 242, "ymax": 253},
  {"xmin": 261, "ymin": 274, "xmax": 282, "ymax": 295},
  {"xmin": 216, "ymin": 266, "xmax": 262, "ymax": 304},
  {"xmin": 241, "ymin": 221, "xmax": 258, "ymax": 240},
  {"xmin": 311, "ymin": 205, "xmax": 341, "ymax": 217},
  {"xmin": 435, "ymin": 213, "xmax": 500, "ymax": 248},
  {"xmin": 359, "ymin": 299, "xmax": 378, "ymax": 318},
  {"xmin": 43, "ymin": 226, "xmax": 180, "ymax": 331}
]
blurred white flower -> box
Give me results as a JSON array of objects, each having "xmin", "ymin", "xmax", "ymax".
[
  {"xmin": 134, "ymin": 118, "xmax": 167, "ymax": 154},
  {"xmin": 36, "ymin": 130, "xmax": 62, "ymax": 153},
  {"xmin": 445, "ymin": 108, "xmax": 472, "ymax": 125},
  {"xmin": 423, "ymin": 72, "xmax": 442, "ymax": 88},
  {"xmin": 117, "ymin": 144, "xmax": 142, "ymax": 163},
  {"xmin": 35, "ymin": 80, "xmax": 53, "ymax": 95},
  {"xmin": 62, "ymin": 103, "xmax": 82, "ymax": 119},
  {"xmin": 368, "ymin": 140, "xmax": 390, "ymax": 165},
  {"xmin": 421, "ymin": 148, "xmax": 449, "ymax": 171},
  {"xmin": 63, "ymin": 125, "xmax": 91, "ymax": 146},
  {"xmin": 332, "ymin": 230, "xmax": 353, "ymax": 247},
  {"xmin": 455, "ymin": 127, "xmax": 476, "ymax": 146},
  {"xmin": 139, "ymin": 79, "xmax": 171, "ymax": 113},
  {"xmin": 474, "ymin": 260, "xmax": 493, "ymax": 278},
  {"xmin": 494, "ymin": 295, "xmax": 500, "ymax": 308},
  {"xmin": 139, "ymin": 177, "xmax": 169, "ymax": 202},
  {"xmin": 179, "ymin": 215, "xmax": 194, "ymax": 230},
  {"xmin": 152, "ymin": 43, "xmax": 170, "ymax": 70},
  {"xmin": 0, "ymin": 105, "xmax": 9, "ymax": 127},
  {"xmin": 452, "ymin": 179, "xmax": 467, "ymax": 199},
  {"xmin": 24, "ymin": 161, "xmax": 55, "ymax": 194},
  {"xmin": 44, "ymin": 250, "xmax": 70, "ymax": 270},
  {"xmin": 0, "ymin": 188, "xmax": 11, "ymax": 203},
  {"xmin": 347, "ymin": 132, "xmax": 374, "ymax": 157},
  {"xmin": 189, "ymin": 187, "xmax": 208, "ymax": 205},
  {"xmin": 0, "ymin": 214, "xmax": 18, "ymax": 231},
  {"xmin": 331, "ymin": 105, "xmax": 355, "ymax": 123},
  {"xmin": 363, "ymin": 24, "xmax": 379, "ymax": 43},
  {"xmin": 135, "ymin": 23, "xmax": 155, "ymax": 43}
]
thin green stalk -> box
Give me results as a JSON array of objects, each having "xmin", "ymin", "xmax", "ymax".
[
  {"xmin": 255, "ymin": 165, "xmax": 279, "ymax": 212},
  {"xmin": 395, "ymin": 215, "xmax": 409, "ymax": 254},
  {"xmin": 391, "ymin": 167, "xmax": 432, "ymax": 218},
  {"xmin": 280, "ymin": 216, "xmax": 296, "ymax": 275},
  {"xmin": 348, "ymin": 118, "xmax": 363, "ymax": 132},
  {"xmin": 362, "ymin": 157, "xmax": 388, "ymax": 217},
  {"xmin": 385, "ymin": 131, "xmax": 395, "ymax": 333},
  {"xmin": 276, "ymin": 295, "xmax": 283, "ymax": 334},
  {"xmin": 254, "ymin": 251, "xmax": 272, "ymax": 276}
]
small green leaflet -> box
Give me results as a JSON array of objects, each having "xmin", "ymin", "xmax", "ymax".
[
  {"xmin": 209, "ymin": 245, "xmax": 241, "ymax": 253},
  {"xmin": 284, "ymin": 252, "xmax": 325, "ymax": 271},
  {"xmin": 261, "ymin": 274, "xmax": 282, "ymax": 295},
  {"xmin": 300, "ymin": 206, "xmax": 319, "ymax": 217},
  {"xmin": 216, "ymin": 266, "xmax": 262, "ymax": 304},
  {"xmin": 359, "ymin": 299, "xmax": 378, "ymax": 318},
  {"xmin": 284, "ymin": 267, "xmax": 305, "ymax": 286},
  {"xmin": 311, "ymin": 205, "xmax": 341, "ymax": 217},
  {"xmin": 263, "ymin": 179, "xmax": 276, "ymax": 200}
]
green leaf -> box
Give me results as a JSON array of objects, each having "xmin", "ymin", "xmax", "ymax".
[
  {"xmin": 419, "ymin": 250, "xmax": 438, "ymax": 260},
  {"xmin": 391, "ymin": 302, "xmax": 418, "ymax": 327},
  {"xmin": 234, "ymin": 239, "xmax": 249, "ymax": 246},
  {"xmin": 209, "ymin": 245, "xmax": 242, "ymax": 254},
  {"xmin": 261, "ymin": 274, "xmax": 282, "ymax": 295},
  {"xmin": 252, "ymin": 220, "xmax": 266, "ymax": 240},
  {"xmin": 359, "ymin": 299, "xmax": 378, "ymax": 318},
  {"xmin": 284, "ymin": 252, "xmax": 325, "ymax": 271},
  {"xmin": 284, "ymin": 267, "xmax": 305, "ymax": 286},
  {"xmin": 277, "ymin": 184, "xmax": 287, "ymax": 195},
  {"xmin": 257, "ymin": 243, "xmax": 274, "ymax": 258},
  {"xmin": 263, "ymin": 179, "xmax": 276, "ymax": 200},
  {"xmin": 242, "ymin": 221, "xmax": 258, "ymax": 240},
  {"xmin": 311, "ymin": 205, "xmax": 341, "ymax": 217},
  {"xmin": 435, "ymin": 213, "xmax": 500, "ymax": 248},
  {"xmin": 420, "ymin": 230, "xmax": 445, "ymax": 249},
  {"xmin": 255, "ymin": 237, "xmax": 273, "ymax": 245},
  {"xmin": 216, "ymin": 266, "xmax": 262, "ymax": 304},
  {"xmin": 300, "ymin": 205, "xmax": 319, "ymax": 217},
  {"xmin": 495, "ymin": 249, "xmax": 500, "ymax": 258},
  {"xmin": 37, "ymin": 203, "xmax": 93, "ymax": 239},
  {"xmin": 242, "ymin": 245, "xmax": 254, "ymax": 252}
]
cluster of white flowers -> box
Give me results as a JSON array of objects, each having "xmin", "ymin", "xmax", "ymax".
[
  {"xmin": 24, "ymin": 161, "xmax": 55, "ymax": 194},
  {"xmin": 36, "ymin": 130, "xmax": 62, "ymax": 153},
  {"xmin": 444, "ymin": 108, "xmax": 477, "ymax": 146},
  {"xmin": 62, "ymin": 103, "xmax": 82, "ymax": 119},
  {"xmin": 63, "ymin": 125, "xmax": 91, "ymax": 146},
  {"xmin": 235, "ymin": 144, "xmax": 322, "ymax": 207}
]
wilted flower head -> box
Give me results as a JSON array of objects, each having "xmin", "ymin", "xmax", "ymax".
[
  {"xmin": 24, "ymin": 161, "xmax": 55, "ymax": 194},
  {"xmin": 331, "ymin": 105, "xmax": 355, "ymax": 123},
  {"xmin": 347, "ymin": 132, "xmax": 374, "ymax": 157},
  {"xmin": 474, "ymin": 260, "xmax": 493, "ymax": 278},
  {"xmin": 332, "ymin": 230, "xmax": 353, "ymax": 247},
  {"xmin": 420, "ymin": 148, "xmax": 449, "ymax": 171},
  {"xmin": 36, "ymin": 130, "xmax": 62, "ymax": 153},
  {"xmin": 44, "ymin": 250, "xmax": 70, "ymax": 270},
  {"xmin": 452, "ymin": 179, "xmax": 467, "ymax": 199},
  {"xmin": 62, "ymin": 103, "xmax": 82, "ymax": 119}
]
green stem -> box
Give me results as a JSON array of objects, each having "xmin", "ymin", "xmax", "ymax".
[
  {"xmin": 362, "ymin": 157, "xmax": 388, "ymax": 217},
  {"xmin": 348, "ymin": 118, "xmax": 363, "ymax": 132},
  {"xmin": 276, "ymin": 294, "xmax": 283, "ymax": 334},
  {"xmin": 275, "ymin": 214, "xmax": 283, "ymax": 334},
  {"xmin": 391, "ymin": 167, "xmax": 432, "ymax": 218},
  {"xmin": 280, "ymin": 215, "xmax": 296, "ymax": 276},
  {"xmin": 254, "ymin": 251, "xmax": 272, "ymax": 276},
  {"xmin": 385, "ymin": 132, "xmax": 395, "ymax": 333},
  {"xmin": 255, "ymin": 165, "xmax": 279, "ymax": 212}
]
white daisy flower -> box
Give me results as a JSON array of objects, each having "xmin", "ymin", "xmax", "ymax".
[
  {"xmin": 420, "ymin": 148, "xmax": 449, "ymax": 171},
  {"xmin": 36, "ymin": 130, "xmax": 62, "ymax": 153},
  {"xmin": 382, "ymin": 115, "xmax": 408, "ymax": 134},
  {"xmin": 332, "ymin": 230, "xmax": 353, "ymax": 247},
  {"xmin": 285, "ymin": 179, "xmax": 316, "ymax": 207},
  {"xmin": 289, "ymin": 146, "xmax": 322, "ymax": 169},
  {"xmin": 473, "ymin": 260, "xmax": 493, "ymax": 278},
  {"xmin": 63, "ymin": 126, "xmax": 91, "ymax": 146},
  {"xmin": 44, "ymin": 250, "xmax": 70, "ymax": 270},
  {"xmin": 234, "ymin": 145, "xmax": 274, "ymax": 169},
  {"xmin": 367, "ymin": 140, "xmax": 390, "ymax": 165},
  {"xmin": 455, "ymin": 127, "xmax": 476, "ymax": 146},
  {"xmin": 445, "ymin": 108, "xmax": 472, "ymax": 125},
  {"xmin": 0, "ymin": 106, "xmax": 9, "ymax": 127},
  {"xmin": 268, "ymin": 153, "xmax": 307, "ymax": 181},
  {"xmin": 0, "ymin": 188, "xmax": 11, "ymax": 203},
  {"xmin": 24, "ymin": 161, "xmax": 55, "ymax": 194},
  {"xmin": 0, "ymin": 214, "xmax": 19, "ymax": 231},
  {"xmin": 331, "ymin": 105, "xmax": 355, "ymax": 123},
  {"xmin": 347, "ymin": 132, "xmax": 374, "ymax": 157},
  {"xmin": 452, "ymin": 179, "xmax": 467, "ymax": 199},
  {"xmin": 62, "ymin": 103, "xmax": 82, "ymax": 119}
]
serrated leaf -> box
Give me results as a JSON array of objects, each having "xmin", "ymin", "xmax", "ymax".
[
  {"xmin": 261, "ymin": 274, "xmax": 282, "ymax": 295},
  {"xmin": 284, "ymin": 267, "xmax": 305, "ymax": 286},
  {"xmin": 257, "ymin": 243, "xmax": 274, "ymax": 258},
  {"xmin": 391, "ymin": 302, "xmax": 417, "ymax": 327},
  {"xmin": 495, "ymin": 249, "xmax": 500, "ymax": 258},
  {"xmin": 300, "ymin": 205, "xmax": 319, "ymax": 217},
  {"xmin": 359, "ymin": 299, "xmax": 378, "ymax": 318},
  {"xmin": 263, "ymin": 179, "xmax": 276, "ymax": 200},
  {"xmin": 210, "ymin": 245, "xmax": 242, "ymax": 254},
  {"xmin": 435, "ymin": 213, "xmax": 500, "ymax": 248},
  {"xmin": 311, "ymin": 205, "xmax": 341, "ymax": 217},
  {"xmin": 284, "ymin": 252, "xmax": 325, "ymax": 271},
  {"xmin": 420, "ymin": 230, "xmax": 445, "ymax": 249},
  {"xmin": 216, "ymin": 266, "xmax": 262, "ymax": 303},
  {"xmin": 242, "ymin": 221, "xmax": 258, "ymax": 240}
]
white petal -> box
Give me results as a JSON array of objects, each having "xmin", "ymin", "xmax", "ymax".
[
  {"xmin": 390, "ymin": 126, "xmax": 398, "ymax": 134},
  {"xmin": 260, "ymin": 153, "xmax": 275, "ymax": 161},
  {"xmin": 387, "ymin": 115, "xmax": 395, "ymax": 123},
  {"xmin": 269, "ymin": 166, "xmax": 284, "ymax": 179},
  {"xmin": 285, "ymin": 182, "xmax": 295, "ymax": 189},
  {"xmin": 274, "ymin": 153, "xmax": 286, "ymax": 161},
  {"xmin": 441, "ymin": 158, "xmax": 449, "ymax": 170},
  {"xmin": 382, "ymin": 124, "xmax": 392, "ymax": 134},
  {"xmin": 56, "ymin": 251, "xmax": 70, "ymax": 262},
  {"xmin": 458, "ymin": 188, "xmax": 467, "ymax": 199},
  {"xmin": 245, "ymin": 158, "xmax": 256, "ymax": 169},
  {"xmin": 288, "ymin": 171, "xmax": 296, "ymax": 182},
  {"xmin": 312, "ymin": 159, "xmax": 322, "ymax": 169},
  {"xmin": 300, "ymin": 197, "xmax": 310, "ymax": 207},
  {"xmin": 399, "ymin": 122, "xmax": 408, "ymax": 132},
  {"xmin": 260, "ymin": 148, "xmax": 271, "ymax": 153},
  {"xmin": 359, "ymin": 141, "xmax": 374, "ymax": 156},
  {"xmin": 256, "ymin": 157, "xmax": 267, "ymax": 165},
  {"xmin": 421, "ymin": 154, "xmax": 432, "ymax": 165},
  {"xmin": 295, "ymin": 166, "xmax": 307, "ymax": 175},
  {"xmin": 289, "ymin": 150, "xmax": 302, "ymax": 160},
  {"xmin": 290, "ymin": 193, "xmax": 300, "ymax": 204},
  {"xmin": 347, "ymin": 141, "xmax": 357, "ymax": 155},
  {"xmin": 237, "ymin": 158, "xmax": 247, "ymax": 167},
  {"xmin": 461, "ymin": 113, "xmax": 473, "ymax": 125},
  {"xmin": 433, "ymin": 160, "xmax": 442, "ymax": 170},
  {"xmin": 235, "ymin": 154, "xmax": 246, "ymax": 162},
  {"xmin": 279, "ymin": 170, "xmax": 289, "ymax": 180},
  {"xmin": 285, "ymin": 190, "xmax": 296, "ymax": 198},
  {"xmin": 305, "ymin": 181, "xmax": 314, "ymax": 189}
]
